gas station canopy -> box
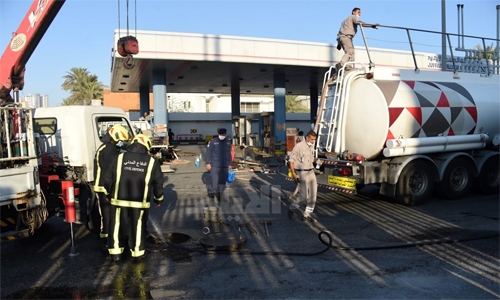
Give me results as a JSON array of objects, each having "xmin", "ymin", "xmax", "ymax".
[{"xmin": 110, "ymin": 30, "xmax": 340, "ymax": 95}]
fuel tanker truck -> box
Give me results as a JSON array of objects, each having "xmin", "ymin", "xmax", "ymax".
[{"xmin": 314, "ymin": 28, "xmax": 499, "ymax": 206}]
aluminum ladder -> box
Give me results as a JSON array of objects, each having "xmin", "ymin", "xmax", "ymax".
[{"xmin": 316, "ymin": 64, "xmax": 365, "ymax": 155}]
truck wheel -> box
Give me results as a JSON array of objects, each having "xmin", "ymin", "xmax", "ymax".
[
  {"xmin": 85, "ymin": 192, "xmax": 101, "ymax": 234},
  {"xmin": 395, "ymin": 161, "xmax": 435, "ymax": 206},
  {"xmin": 436, "ymin": 158, "xmax": 474, "ymax": 199},
  {"xmin": 474, "ymin": 156, "xmax": 499, "ymax": 195}
]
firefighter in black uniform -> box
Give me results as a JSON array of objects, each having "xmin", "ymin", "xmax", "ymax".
[
  {"xmin": 93, "ymin": 125, "xmax": 130, "ymax": 244},
  {"xmin": 205, "ymin": 128, "xmax": 232, "ymax": 204},
  {"xmin": 104, "ymin": 134, "xmax": 164, "ymax": 261}
]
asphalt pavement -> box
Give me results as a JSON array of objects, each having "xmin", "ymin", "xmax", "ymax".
[{"xmin": 1, "ymin": 144, "xmax": 499, "ymax": 299}]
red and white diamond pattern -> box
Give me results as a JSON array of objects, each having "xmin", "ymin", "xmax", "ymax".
[{"xmin": 383, "ymin": 80, "xmax": 477, "ymax": 140}]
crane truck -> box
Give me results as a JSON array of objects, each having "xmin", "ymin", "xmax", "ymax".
[
  {"xmin": 314, "ymin": 25, "xmax": 499, "ymax": 205},
  {"xmin": 0, "ymin": 0, "xmax": 139, "ymax": 240}
]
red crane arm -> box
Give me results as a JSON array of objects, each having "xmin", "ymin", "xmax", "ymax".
[{"xmin": 0, "ymin": 0, "xmax": 65, "ymax": 102}]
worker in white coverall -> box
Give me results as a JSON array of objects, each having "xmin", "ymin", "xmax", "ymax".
[{"xmin": 288, "ymin": 130, "xmax": 322, "ymax": 222}]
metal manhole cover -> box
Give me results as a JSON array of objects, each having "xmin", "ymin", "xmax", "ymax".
[{"xmin": 199, "ymin": 232, "xmax": 246, "ymax": 251}]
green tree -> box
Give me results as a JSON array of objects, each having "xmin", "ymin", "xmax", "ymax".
[
  {"xmin": 61, "ymin": 67, "xmax": 106, "ymax": 105},
  {"xmin": 286, "ymin": 95, "xmax": 309, "ymax": 113},
  {"xmin": 475, "ymin": 43, "xmax": 498, "ymax": 60}
]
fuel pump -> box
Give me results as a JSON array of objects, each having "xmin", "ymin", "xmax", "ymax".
[
  {"xmin": 261, "ymin": 112, "xmax": 275, "ymax": 154},
  {"xmin": 234, "ymin": 116, "xmax": 247, "ymax": 145}
]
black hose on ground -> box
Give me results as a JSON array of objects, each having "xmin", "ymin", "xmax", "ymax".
[
  {"xmin": 153, "ymin": 230, "xmax": 498, "ymax": 257},
  {"xmin": 317, "ymin": 232, "xmax": 499, "ymax": 251},
  {"xmin": 247, "ymin": 177, "xmax": 294, "ymax": 201},
  {"xmin": 153, "ymin": 230, "xmax": 333, "ymax": 256},
  {"xmin": 243, "ymin": 176, "xmax": 499, "ymax": 251},
  {"xmin": 160, "ymin": 166, "xmax": 498, "ymax": 255}
]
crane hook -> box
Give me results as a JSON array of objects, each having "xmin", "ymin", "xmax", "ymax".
[{"xmin": 123, "ymin": 54, "xmax": 135, "ymax": 69}]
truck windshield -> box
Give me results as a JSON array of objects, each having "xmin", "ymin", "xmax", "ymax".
[
  {"xmin": 34, "ymin": 118, "xmax": 57, "ymax": 135},
  {"xmin": 96, "ymin": 117, "xmax": 134, "ymax": 139}
]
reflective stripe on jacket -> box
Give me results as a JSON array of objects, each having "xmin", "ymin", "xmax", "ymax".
[
  {"xmin": 104, "ymin": 151, "xmax": 164, "ymax": 207},
  {"xmin": 93, "ymin": 142, "xmax": 119, "ymax": 193}
]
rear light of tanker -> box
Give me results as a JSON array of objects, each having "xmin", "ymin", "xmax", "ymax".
[
  {"xmin": 365, "ymin": 73, "xmax": 374, "ymax": 80},
  {"xmin": 339, "ymin": 168, "xmax": 352, "ymax": 176}
]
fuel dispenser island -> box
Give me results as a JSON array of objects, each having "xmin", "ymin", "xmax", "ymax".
[
  {"xmin": 244, "ymin": 113, "xmax": 261, "ymax": 148},
  {"xmin": 232, "ymin": 116, "xmax": 246, "ymax": 146},
  {"xmin": 243, "ymin": 112, "xmax": 278, "ymax": 154},
  {"xmin": 261, "ymin": 112, "xmax": 275, "ymax": 154}
]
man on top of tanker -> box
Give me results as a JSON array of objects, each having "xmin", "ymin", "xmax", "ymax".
[{"xmin": 336, "ymin": 7, "xmax": 379, "ymax": 71}]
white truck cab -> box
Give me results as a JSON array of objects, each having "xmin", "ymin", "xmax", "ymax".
[
  {"xmin": 34, "ymin": 106, "xmax": 134, "ymax": 182},
  {"xmin": 0, "ymin": 105, "xmax": 135, "ymax": 239}
]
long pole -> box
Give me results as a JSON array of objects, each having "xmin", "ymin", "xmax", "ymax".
[
  {"xmin": 69, "ymin": 223, "xmax": 79, "ymax": 257},
  {"xmin": 497, "ymin": 5, "xmax": 499, "ymax": 75},
  {"xmin": 461, "ymin": 4, "xmax": 464, "ymax": 49},
  {"xmin": 497, "ymin": 6, "xmax": 500, "ymax": 56},
  {"xmin": 442, "ymin": 0, "xmax": 447, "ymax": 71},
  {"xmin": 457, "ymin": 4, "xmax": 461, "ymax": 48}
]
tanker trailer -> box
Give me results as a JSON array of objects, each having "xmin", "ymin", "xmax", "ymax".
[{"xmin": 315, "ymin": 66, "xmax": 499, "ymax": 205}]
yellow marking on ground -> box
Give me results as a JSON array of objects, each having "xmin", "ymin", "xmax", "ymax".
[
  {"xmin": 0, "ymin": 220, "xmax": 8, "ymax": 227},
  {"xmin": 7, "ymin": 217, "xmax": 16, "ymax": 224}
]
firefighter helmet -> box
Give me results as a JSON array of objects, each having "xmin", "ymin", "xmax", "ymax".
[
  {"xmin": 109, "ymin": 125, "xmax": 130, "ymax": 142},
  {"xmin": 132, "ymin": 134, "xmax": 152, "ymax": 151}
]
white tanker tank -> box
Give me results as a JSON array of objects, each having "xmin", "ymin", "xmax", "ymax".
[
  {"xmin": 318, "ymin": 67, "xmax": 500, "ymax": 160},
  {"xmin": 315, "ymin": 66, "xmax": 499, "ymax": 205},
  {"xmin": 339, "ymin": 67, "xmax": 500, "ymax": 160}
]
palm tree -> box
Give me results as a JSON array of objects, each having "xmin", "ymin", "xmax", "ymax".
[
  {"xmin": 286, "ymin": 95, "xmax": 309, "ymax": 113},
  {"xmin": 61, "ymin": 68, "xmax": 105, "ymax": 105},
  {"xmin": 475, "ymin": 43, "xmax": 498, "ymax": 60}
]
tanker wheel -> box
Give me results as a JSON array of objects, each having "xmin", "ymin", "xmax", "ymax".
[
  {"xmin": 474, "ymin": 156, "xmax": 499, "ymax": 195},
  {"xmin": 395, "ymin": 161, "xmax": 435, "ymax": 206},
  {"xmin": 436, "ymin": 157, "xmax": 474, "ymax": 200}
]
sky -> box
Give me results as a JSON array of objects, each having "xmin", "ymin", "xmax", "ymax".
[{"xmin": 1, "ymin": 0, "xmax": 498, "ymax": 107}]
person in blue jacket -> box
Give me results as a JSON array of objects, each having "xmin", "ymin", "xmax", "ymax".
[{"xmin": 205, "ymin": 128, "xmax": 232, "ymax": 204}]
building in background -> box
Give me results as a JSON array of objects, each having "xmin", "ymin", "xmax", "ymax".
[
  {"xmin": 21, "ymin": 94, "xmax": 49, "ymax": 108},
  {"xmin": 103, "ymin": 89, "xmax": 313, "ymax": 143},
  {"xmin": 103, "ymin": 89, "xmax": 310, "ymax": 119}
]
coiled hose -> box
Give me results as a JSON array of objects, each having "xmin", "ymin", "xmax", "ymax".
[{"xmin": 21, "ymin": 190, "xmax": 49, "ymax": 235}]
